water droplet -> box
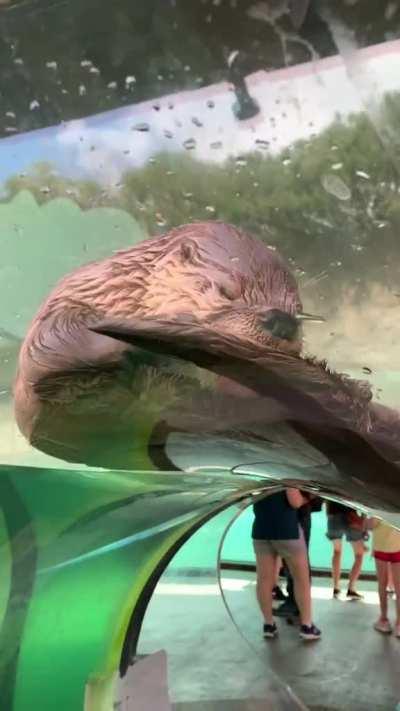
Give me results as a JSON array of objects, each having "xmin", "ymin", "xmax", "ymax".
[
  {"xmin": 183, "ymin": 192, "xmax": 193, "ymax": 199},
  {"xmin": 14, "ymin": 58, "xmax": 24, "ymax": 65},
  {"xmin": 79, "ymin": 85, "xmax": 87, "ymax": 96},
  {"xmin": 356, "ymin": 170, "xmax": 370, "ymax": 180},
  {"xmin": 331, "ymin": 145, "xmax": 339, "ymax": 151},
  {"xmin": 29, "ymin": 100, "xmax": 40, "ymax": 110},
  {"xmin": 331, "ymin": 162, "xmax": 343, "ymax": 170},
  {"xmin": 168, "ymin": 102, "xmax": 174, "ymax": 110},
  {"xmin": 207, "ymin": 100, "xmax": 215, "ymax": 109},
  {"xmin": 255, "ymin": 139, "xmax": 269, "ymax": 150},
  {"xmin": 107, "ymin": 81, "xmax": 117, "ymax": 89},
  {"xmin": 166, "ymin": 170, "xmax": 175, "ymax": 176},
  {"xmin": 183, "ymin": 138, "xmax": 196, "ymax": 150},
  {"xmin": 184, "ymin": 65, "xmax": 191, "ymax": 72},
  {"xmin": 205, "ymin": 205, "xmax": 216, "ymax": 213},
  {"xmin": 210, "ymin": 141, "xmax": 223, "ymax": 150},
  {"xmin": 89, "ymin": 66, "xmax": 100, "ymax": 75},
  {"xmin": 132, "ymin": 122, "xmax": 150, "ymax": 132},
  {"xmin": 164, "ymin": 130, "xmax": 174, "ymax": 139},
  {"xmin": 362, "ymin": 366, "xmax": 372, "ymax": 375},
  {"xmin": 235, "ymin": 157, "xmax": 247, "ymax": 167},
  {"xmin": 5, "ymin": 126, "xmax": 17, "ymax": 133},
  {"xmin": 81, "ymin": 60, "xmax": 92, "ymax": 67},
  {"xmin": 282, "ymin": 158, "xmax": 291, "ymax": 166},
  {"xmin": 192, "ymin": 116, "xmax": 203, "ymax": 127},
  {"xmin": 156, "ymin": 213, "xmax": 167, "ymax": 227},
  {"xmin": 5, "ymin": 111, "xmax": 16, "ymax": 119},
  {"xmin": 321, "ymin": 174, "xmax": 351, "ymax": 201},
  {"xmin": 125, "ymin": 75, "xmax": 136, "ymax": 87},
  {"xmin": 253, "ymin": 181, "xmax": 259, "ymax": 188},
  {"xmin": 227, "ymin": 50, "xmax": 239, "ymax": 68},
  {"xmin": 46, "ymin": 61, "xmax": 58, "ymax": 70},
  {"xmin": 153, "ymin": 103, "xmax": 161, "ymax": 111}
]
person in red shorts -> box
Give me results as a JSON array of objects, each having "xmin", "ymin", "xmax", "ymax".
[{"xmin": 367, "ymin": 517, "xmax": 400, "ymax": 636}]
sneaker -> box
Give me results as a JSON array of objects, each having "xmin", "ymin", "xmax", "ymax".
[
  {"xmin": 333, "ymin": 587, "xmax": 341, "ymax": 599},
  {"xmin": 263, "ymin": 622, "xmax": 278, "ymax": 639},
  {"xmin": 272, "ymin": 585, "xmax": 288, "ymax": 602},
  {"xmin": 347, "ymin": 589, "xmax": 364, "ymax": 600},
  {"xmin": 299, "ymin": 623, "xmax": 321, "ymax": 641},
  {"xmin": 374, "ymin": 618, "xmax": 392, "ymax": 634},
  {"xmin": 274, "ymin": 600, "xmax": 299, "ymax": 618}
]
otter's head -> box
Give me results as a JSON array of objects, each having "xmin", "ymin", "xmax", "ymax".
[{"xmin": 137, "ymin": 221, "xmax": 305, "ymax": 355}]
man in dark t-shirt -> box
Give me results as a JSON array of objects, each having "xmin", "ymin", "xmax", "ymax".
[{"xmin": 252, "ymin": 489, "xmax": 321, "ymax": 641}]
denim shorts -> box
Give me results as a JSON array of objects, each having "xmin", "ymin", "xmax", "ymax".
[{"xmin": 326, "ymin": 513, "xmax": 363, "ymax": 542}]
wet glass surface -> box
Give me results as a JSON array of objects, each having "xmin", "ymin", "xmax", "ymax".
[{"xmin": 1, "ymin": 2, "xmax": 400, "ymax": 710}]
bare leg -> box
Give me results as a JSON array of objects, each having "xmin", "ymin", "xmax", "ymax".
[
  {"xmin": 332, "ymin": 539, "xmax": 342, "ymax": 589},
  {"xmin": 388, "ymin": 564, "xmax": 394, "ymax": 592},
  {"xmin": 255, "ymin": 550, "xmax": 277, "ymax": 625},
  {"xmin": 391, "ymin": 562, "xmax": 400, "ymax": 626},
  {"xmin": 349, "ymin": 540, "xmax": 364, "ymax": 591},
  {"xmin": 375, "ymin": 558, "xmax": 389, "ymax": 621},
  {"xmin": 286, "ymin": 549, "xmax": 312, "ymax": 626},
  {"xmin": 274, "ymin": 556, "xmax": 282, "ymax": 586}
]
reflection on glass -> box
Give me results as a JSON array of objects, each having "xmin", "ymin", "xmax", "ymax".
[{"xmin": 1, "ymin": 2, "xmax": 400, "ymax": 710}]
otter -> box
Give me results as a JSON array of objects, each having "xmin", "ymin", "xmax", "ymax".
[{"xmin": 14, "ymin": 221, "xmax": 400, "ymax": 508}]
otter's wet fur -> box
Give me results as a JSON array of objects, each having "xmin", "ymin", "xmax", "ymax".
[{"xmin": 13, "ymin": 221, "xmax": 400, "ymax": 506}]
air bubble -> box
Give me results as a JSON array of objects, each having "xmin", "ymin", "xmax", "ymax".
[
  {"xmin": 207, "ymin": 100, "xmax": 215, "ymax": 109},
  {"xmin": 125, "ymin": 75, "xmax": 136, "ymax": 87},
  {"xmin": 183, "ymin": 138, "xmax": 196, "ymax": 150},
  {"xmin": 107, "ymin": 81, "xmax": 117, "ymax": 89},
  {"xmin": 210, "ymin": 141, "xmax": 222, "ymax": 149},
  {"xmin": 79, "ymin": 85, "xmax": 87, "ymax": 96},
  {"xmin": 132, "ymin": 122, "xmax": 150, "ymax": 132},
  {"xmin": 255, "ymin": 139, "xmax": 269, "ymax": 150},
  {"xmin": 356, "ymin": 170, "xmax": 370, "ymax": 180},
  {"xmin": 321, "ymin": 174, "xmax": 351, "ymax": 201},
  {"xmin": 81, "ymin": 60, "xmax": 92, "ymax": 67},
  {"xmin": 46, "ymin": 61, "xmax": 58, "ymax": 70},
  {"xmin": 192, "ymin": 116, "xmax": 203, "ymax": 127},
  {"xmin": 30, "ymin": 100, "xmax": 40, "ymax": 110},
  {"xmin": 164, "ymin": 130, "xmax": 174, "ymax": 139},
  {"xmin": 205, "ymin": 205, "xmax": 216, "ymax": 213}
]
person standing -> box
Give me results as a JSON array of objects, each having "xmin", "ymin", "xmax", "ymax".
[
  {"xmin": 252, "ymin": 488, "xmax": 321, "ymax": 641},
  {"xmin": 274, "ymin": 492, "xmax": 322, "ymax": 619},
  {"xmin": 326, "ymin": 501, "xmax": 366, "ymax": 599},
  {"xmin": 367, "ymin": 517, "xmax": 400, "ymax": 636}
]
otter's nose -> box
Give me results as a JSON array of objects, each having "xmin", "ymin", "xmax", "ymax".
[{"xmin": 262, "ymin": 309, "xmax": 299, "ymax": 341}]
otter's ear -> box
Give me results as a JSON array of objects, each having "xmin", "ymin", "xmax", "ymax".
[{"xmin": 180, "ymin": 239, "xmax": 199, "ymax": 264}]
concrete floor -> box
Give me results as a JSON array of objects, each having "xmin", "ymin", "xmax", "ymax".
[{"xmin": 138, "ymin": 572, "xmax": 400, "ymax": 711}]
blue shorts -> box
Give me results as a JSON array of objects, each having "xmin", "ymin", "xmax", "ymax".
[{"xmin": 326, "ymin": 513, "xmax": 363, "ymax": 542}]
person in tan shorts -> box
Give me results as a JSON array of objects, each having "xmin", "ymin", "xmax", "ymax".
[{"xmin": 252, "ymin": 488, "xmax": 321, "ymax": 641}]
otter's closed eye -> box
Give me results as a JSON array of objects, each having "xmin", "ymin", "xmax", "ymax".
[{"xmin": 217, "ymin": 284, "xmax": 238, "ymax": 301}]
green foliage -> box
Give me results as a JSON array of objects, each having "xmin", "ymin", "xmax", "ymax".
[{"xmin": 3, "ymin": 91, "xmax": 400, "ymax": 300}]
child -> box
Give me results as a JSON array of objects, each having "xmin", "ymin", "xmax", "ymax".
[{"xmin": 367, "ymin": 517, "xmax": 400, "ymax": 635}]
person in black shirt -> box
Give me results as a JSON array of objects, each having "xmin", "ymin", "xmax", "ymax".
[{"xmin": 252, "ymin": 488, "xmax": 321, "ymax": 641}]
